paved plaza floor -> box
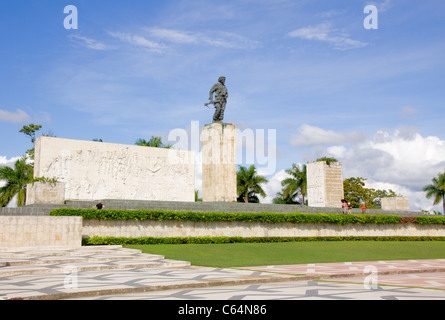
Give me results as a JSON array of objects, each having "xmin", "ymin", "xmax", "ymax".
[
  {"xmin": 82, "ymin": 274, "xmax": 445, "ymax": 300},
  {"xmin": 1, "ymin": 246, "xmax": 445, "ymax": 301}
]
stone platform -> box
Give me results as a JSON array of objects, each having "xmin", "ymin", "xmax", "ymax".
[{"xmin": 0, "ymin": 200, "xmax": 424, "ymax": 217}]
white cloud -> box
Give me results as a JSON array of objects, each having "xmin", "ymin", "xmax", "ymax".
[
  {"xmin": 109, "ymin": 32, "xmax": 166, "ymax": 52},
  {"xmin": 371, "ymin": 0, "xmax": 393, "ymax": 12},
  {"xmin": 259, "ymin": 169, "xmax": 290, "ymax": 204},
  {"xmin": 146, "ymin": 28, "xmax": 199, "ymax": 44},
  {"xmin": 337, "ymin": 128, "xmax": 445, "ymax": 211},
  {"xmin": 68, "ymin": 35, "xmax": 110, "ymax": 50},
  {"xmin": 0, "ymin": 156, "xmax": 25, "ymax": 168},
  {"xmin": 290, "ymin": 124, "xmax": 366, "ymax": 147},
  {"xmin": 0, "ymin": 109, "xmax": 30, "ymax": 123},
  {"xmin": 400, "ymin": 106, "xmax": 418, "ymax": 118},
  {"xmin": 288, "ymin": 23, "xmax": 368, "ymax": 50},
  {"xmin": 0, "ymin": 156, "xmax": 21, "ymax": 209},
  {"xmin": 112, "ymin": 27, "xmax": 260, "ymax": 51},
  {"xmin": 318, "ymin": 9, "xmax": 346, "ymax": 18},
  {"xmin": 365, "ymin": 179, "xmax": 441, "ymax": 213},
  {"xmin": 327, "ymin": 145, "xmax": 347, "ymax": 158},
  {"xmin": 289, "ymin": 125, "xmax": 445, "ymax": 211}
]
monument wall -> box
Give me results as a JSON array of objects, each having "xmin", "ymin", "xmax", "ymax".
[
  {"xmin": 31, "ymin": 137, "xmax": 195, "ymax": 202},
  {"xmin": 307, "ymin": 161, "xmax": 344, "ymax": 208},
  {"xmin": 0, "ymin": 216, "xmax": 82, "ymax": 248},
  {"xmin": 82, "ymin": 219, "xmax": 445, "ymax": 239}
]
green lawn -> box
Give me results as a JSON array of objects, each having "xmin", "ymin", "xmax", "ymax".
[{"xmin": 127, "ymin": 241, "xmax": 445, "ymax": 268}]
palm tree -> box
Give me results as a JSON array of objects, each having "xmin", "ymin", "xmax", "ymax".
[
  {"xmin": 135, "ymin": 136, "xmax": 172, "ymax": 149},
  {"xmin": 0, "ymin": 157, "xmax": 34, "ymax": 207},
  {"xmin": 272, "ymin": 191, "xmax": 299, "ymax": 204},
  {"xmin": 423, "ymin": 172, "xmax": 445, "ymax": 215},
  {"xmin": 281, "ymin": 163, "xmax": 307, "ymax": 205},
  {"xmin": 237, "ymin": 165, "xmax": 268, "ymax": 203}
]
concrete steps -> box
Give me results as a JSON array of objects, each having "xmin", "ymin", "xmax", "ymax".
[
  {"xmin": 0, "ymin": 245, "xmax": 296, "ymax": 300},
  {"xmin": 0, "ymin": 245, "xmax": 190, "ymax": 277}
]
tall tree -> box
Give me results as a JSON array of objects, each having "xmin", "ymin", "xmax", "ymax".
[
  {"xmin": 343, "ymin": 177, "xmax": 377, "ymax": 208},
  {"xmin": 281, "ymin": 163, "xmax": 307, "ymax": 204},
  {"xmin": 423, "ymin": 172, "xmax": 445, "ymax": 215},
  {"xmin": 237, "ymin": 165, "xmax": 268, "ymax": 203},
  {"xmin": 344, "ymin": 177, "xmax": 401, "ymax": 209},
  {"xmin": 19, "ymin": 123, "xmax": 42, "ymax": 160},
  {"xmin": 0, "ymin": 157, "xmax": 34, "ymax": 207},
  {"xmin": 135, "ymin": 136, "xmax": 172, "ymax": 148}
]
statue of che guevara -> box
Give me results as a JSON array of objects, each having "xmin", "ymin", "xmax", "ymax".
[{"xmin": 205, "ymin": 76, "xmax": 228, "ymax": 123}]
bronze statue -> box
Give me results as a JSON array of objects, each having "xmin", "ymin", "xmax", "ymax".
[{"xmin": 205, "ymin": 76, "xmax": 228, "ymax": 123}]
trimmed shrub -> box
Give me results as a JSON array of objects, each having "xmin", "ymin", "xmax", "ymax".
[
  {"xmin": 82, "ymin": 236, "xmax": 445, "ymax": 246},
  {"xmin": 50, "ymin": 208, "xmax": 405, "ymax": 225}
]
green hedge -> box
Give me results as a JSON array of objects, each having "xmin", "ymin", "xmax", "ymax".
[
  {"xmin": 416, "ymin": 216, "xmax": 445, "ymax": 224},
  {"xmin": 50, "ymin": 208, "xmax": 406, "ymax": 225},
  {"xmin": 83, "ymin": 236, "xmax": 445, "ymax": 246}
]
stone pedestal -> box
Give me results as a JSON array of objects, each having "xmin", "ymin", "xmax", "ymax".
[
  {"xmin": 201, "ymin": 123, "xmax": 237, "ymax": 202},
  {"xmin": 381, "ymin": 197, "xmax": 410, "ymax": 211},
  {"xmin": 26, "ymin": 181, "xmax": 66, "ymax": 205},
  {"xmin": 0, "ymin": 216, "xmax": 82, "ymax": 249},
  {"xmin": 307, "ymin": 161, "xmax": 344, "ymax": 208}
]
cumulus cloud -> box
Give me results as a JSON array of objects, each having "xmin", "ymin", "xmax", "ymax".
[
  {"xmin": 258, "ymin": 169, "xmax": 290, "ymax": 204},
  {"xmin": 288, "ymin": 23, "xmax": 368, "ymax": 50},
  {"xmin": 0, "ymin": 156, "xmax": 23, "ymax": 168},
  {"xmin": 290, "ymin": 124, "xmax": 366, "ymax": 147},
  {"xmin": 0, "ymin": 109, "xmax": 30, "ymax": 123},
  {"xmin": 365, "ymin": 179, "xmax": 440, "ymax": 212},
  {"xmin": 289, "ymin": 125, "xmax": 445, "ymax": 211},
  {"xmin": 337, "ymin": 128, "xmax": 445, "ymax": 211}
]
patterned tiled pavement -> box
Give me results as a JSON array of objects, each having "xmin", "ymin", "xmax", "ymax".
[
  {"xmin": 237, "ymin": 259, "xmax": 445, "ymax": 278},
  {"xmin": 1, "ymin": 246, "xmax": 445, "ymax": 300},
  {"xmin": 82, "ymin": 275, "xmax": 445, "ymax": 300}
]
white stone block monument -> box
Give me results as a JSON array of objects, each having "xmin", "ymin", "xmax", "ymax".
[
  {"xmin": 381, "ymin": 197, "xmax": 410, "ymax": 211},
  {"xmin": 26, "ymin": 181, "xmax": 66, "ymax": 205},
  {"xmin": 31, "ymin": 136, "xmax": 195, "ymax": 203},
  {"xmin": 201, "ymin": 123, "xmax": 237, "ymax": 202},
  {"xmin": 307, "ymin": 161, "xmax": 344, "ymax": 208},
  {"xmin": 0, "ymin": 216, "xmax": 82, "ymax": 249}
]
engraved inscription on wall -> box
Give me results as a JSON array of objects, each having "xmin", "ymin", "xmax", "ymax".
[{"xmin": 34, "ymin": 137, "xmax": 195, "ymax": 202}]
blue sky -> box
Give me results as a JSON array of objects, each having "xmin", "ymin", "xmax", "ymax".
[{"xmin": 1, "ymin": 0, "xmax": 444, "ymax": 210}]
